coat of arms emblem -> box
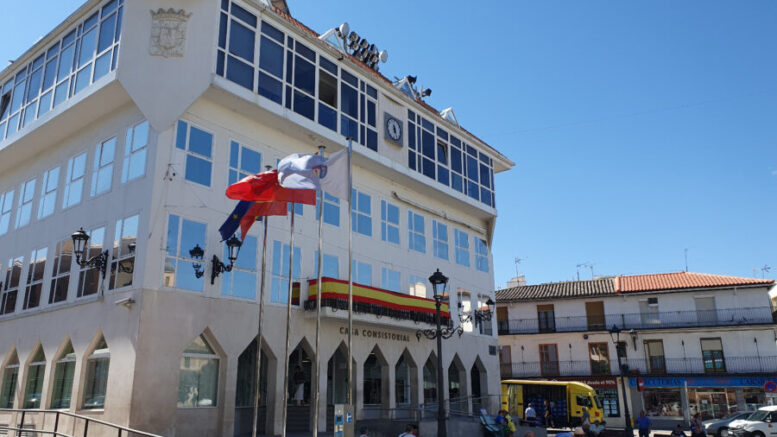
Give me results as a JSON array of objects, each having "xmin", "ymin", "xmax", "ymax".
[{"xmin": 149, "ymin": 8, "xmax": 192, "ymax": 58}]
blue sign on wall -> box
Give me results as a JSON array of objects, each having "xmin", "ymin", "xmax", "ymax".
[{"xmin": 629, "ymin": 376, "xmax": 771, "ymax": 388}]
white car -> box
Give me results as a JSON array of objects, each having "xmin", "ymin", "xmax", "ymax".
[{"xmin": 727, "ymin": 406, "xmax": 777, "ymax": 437}]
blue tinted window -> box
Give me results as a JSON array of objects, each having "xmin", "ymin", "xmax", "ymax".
[
  {"xmin": 98, "ymin": 13, "xmax": 116, "ymax": 53},
  {"xmin": 231, "ymin": 3, "xmax": 257, "ymax": 27},
  {"xmin": 319, "ymin": 57, "xmax": 337, "ymax": 75},
  {"xmin": 227, "ymin": 56, "xmax": 254, "ymax": 90},
  {"xmin": 381, "ymin": 200, "xmax": 399, "ymax": 245},
  {"xmin": 229, "ymin": 20, "xmax": 255, "ymax": 62},
  {"xmin": 341, "ymin": 83, "xmax": 358, "ymax": 119},
  {"xmin": 475, "ymin": 238, "xmax": 489, "ymax": 273},
  {"xmin": 408, "ymin": 211, "xmax": 425, "ymax": 253},
  {"xmin": 293, "ymin": 90, "xmax": 314, "ymax": 120},
  {"xmin": 318, "ymin": 104, "xmax": 337, "ymax": 131},
  {"xmin": 258, "ymin": 72, "xmax": 282, "ymax": 104},
  {"xmin": 78, "ymin": 28, "xmax": 97, "ymax": 67},
  {"xmin": 351, "ymin": 189, "xmax": 371, "ymax": 237},
  {"xmin": 314, "ymin": 252, "xmax": 339, "ymax": 279},
  {"xmin": 179, "ymin": 122, "xmax": 213, "ymax": 187},
  {"xmin": 432, "ymin": 220, "xmax": 449, "ymax": 260},
  {"xmin": 164, "ymin": 215, "xmax": 207, "ymax": 292},
  {"xmin": 381, "ymin": 268, "xmax": 400, "ymax": 292},
  {"xmin": 455, "ymin": 229, "xmax": 470, "ymax": 267},
  {"xmin": 259, "ymin": 36, "xmax": 283, "ymax": 78},
  {"xmin": 189, "ymin": 127, "xmax": 213, "ymax": 157},
  {"xmin": 294, "ymin": 56, "xmax": 315, "ymax": 94},
  {"xmin": 261, "ymin": 21, "xmax": 284, "ymax": 44},
  {"xmin": 352, "ymin": 261, "xmax": 372, "ymax": 286}
]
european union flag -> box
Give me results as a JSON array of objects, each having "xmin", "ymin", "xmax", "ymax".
[{"xmin": 218, "ymin": 200, "xmax": 253, "ymax": 241}]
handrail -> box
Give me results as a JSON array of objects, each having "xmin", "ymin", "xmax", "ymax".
[
  {"xmin": 0, "ymin": 424, "xmax": 71, "ymax": 437},
  {"xmin": 0, "ymin": 409, "xmax": 164, "ymax": 437}
]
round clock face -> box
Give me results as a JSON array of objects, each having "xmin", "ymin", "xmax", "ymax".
[{"xmin": 386, "ymin": 118, "xmax": 402, "ymax": 141}]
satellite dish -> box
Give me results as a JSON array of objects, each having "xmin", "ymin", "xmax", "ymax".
[
  {"xmin": 379, "ymin": 50, "xmax": 388, "ymax": 63},
  {"xmin": 338, "ymin": 22, "xmax": 350, "ymax": 38}
]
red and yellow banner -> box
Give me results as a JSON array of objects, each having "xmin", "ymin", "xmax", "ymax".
[{"xmin": 307, "ymin": 277, "xmax": 450, "ymax": 318}]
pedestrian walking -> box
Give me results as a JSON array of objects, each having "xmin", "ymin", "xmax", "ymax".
[
  {"xmin": 544, "ymin": 400, "xmax": 555, "ymax": 428},
  {"xmin": 636, "ymin": 410, "xmax": 652, "ymax": 437},
  {"xmin": 691, "ymin": 413, "xmax": 705, "ymax": 437},
  {"xmin": 525, "ymin": 402, "xmax": 537, "ymax": 426}
]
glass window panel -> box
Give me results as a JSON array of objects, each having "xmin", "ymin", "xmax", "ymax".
[
  {"xmin": 37, "ymin": 167, "xmax": 59, "ymax": 219},
  {"xmin": 261, "ymin": 21, "xmax": 284, "ymax": 43},
  {"xmin": 229, "ymin": 20, "xmax": 255, "ymax": 63},
  {"xmin": 340, "ymin": 83, "xmax": 358, "ymax": 119},
  {"xmin": 98, "ymin": 13, "xmax": 117, "ymax": 53},
  {"xmin": 258, "ymin": 72, "xmax": 282, "ymax": 104},
  {"xmin": 79, "ymin": 28, "xmax": 97, "ymax": 67},
  {"xmin": 231, "ymin": 3, "xmax": 257, "ymax": 27},
  {"xmin": 74, "ymin": 64, "xmax": 93, "ymax": 94},
  {"xmin": 226, "ymin": 56, "xmax": 254, "ymax": 90},
  {"xmin": 293, "ymin": 90, "xmax": 314, "ymax": 120},
  {"xmin": 63, "ymin": 152, "xmax": 86, "ymax": 208},
  {"xmin": 259, "ymin": 36, "xmax": 283, "ymax": 79},
  {"xmin": 0, "ymin": 190, "xmax": 14, "ymax": 235},
  {"xmin": 15, "ymin": 179, "xmax": 36, "ymax": 229},
  {"xmin": 188, "ymin": 127, "xmax": 213, "ymax": 157},
  {"xmin": 90, "ymin": 137, "xmax": 115, "ymax": 196}
]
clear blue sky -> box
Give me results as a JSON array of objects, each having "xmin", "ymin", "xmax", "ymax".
[{"xmin": 3, "ymin": 1, "xmax": 776, "ymax": 287}]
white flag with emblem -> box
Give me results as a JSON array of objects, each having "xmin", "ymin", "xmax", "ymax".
[{"xmin": 278, "ymin": 150, "xmax": 348, "ymax": 199}]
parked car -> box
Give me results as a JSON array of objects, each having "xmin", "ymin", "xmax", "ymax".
[
  {"xmin": 727, "ymin": 406, "xmax": 777, "ymax": 437},
  {"xmin": 704, "ymin": 411, "xmax": 754, "ymax": 437}
]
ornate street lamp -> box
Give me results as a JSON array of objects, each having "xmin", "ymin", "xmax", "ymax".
[
  {"xmin": 71, "ymin": 228, "xmax": 108, "ymax": 278},
  {"xmin": 189, "ymin": 244, "xmax": 205, "ymax": 278},
  {"xmin": 458, "ymin": 297, "xmax": 495, "ymax": 327},
  {"xmin": 609, "ymin": 324, "xmax": 633, "ymax": 436},
  {"xmin": 188, "ymin": 236, "xmax": 243, "ymax": 284},
  {"xmin": 416, "ymin": 269, "xmax": 460, "ymax": 437},
  {"xmin": 210, "ymin": 235, "xmax": 242, "ymax": 284}
]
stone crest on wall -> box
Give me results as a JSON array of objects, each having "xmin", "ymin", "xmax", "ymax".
[{"xmin": 149, "ymin": 8, "xmax": 192, "ymax": 58}]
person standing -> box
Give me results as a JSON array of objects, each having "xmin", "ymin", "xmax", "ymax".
[
  {"xmin": 691, "ymin": 413, "xmax": 705, "ymax": 437},
  {"xmin": 525, "ymin": 402, "xmax": 537, "ymax": 426},
  {"xmin": 292, "ymin": 365, "xmax": 305, "ymax": 406},
  {"xmin": 544, "ymin": 400, "xmax": 555, "ymax": 428},
  {"xmin": 636, "ymin": 410, "xmax": 652, "ymax": 437},
  {"xmin": 671, "ymin": 424, "xmax": 687, "ymax": 437}
]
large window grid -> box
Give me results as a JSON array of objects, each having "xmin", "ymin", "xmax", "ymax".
[
  {"xmin": 23, "ymin": 247, "xmax": 48, "ymax": 310},
  {"xmin": 63, "ymin": 152, "xmax": 86, "ymax": 209},
  {"xmin": 1, "ymin": 257, "xmax": 23, "ymax": 315},
  {"xmin": 316, "ymin": 192, "xmax": 340, "ymax": 227},
  {"xmin": 90, "ymin": 137, "xmax": 115, "ymax": 197},
  {"xmin": 15, "ymin": 179, "xmax": 36, "ymax": 229},
  {"xmin": 176, "ymin": 121, "xmax": 214, "ymax": 187},
  {"xmin": 165, "ymin": 215, "xmax": 207, "ymax": 292},
  {"xmin": 228, "ymin": 141, "xmax": 262, "ymax": 185},
  {"xmin": 271, "ymin": 241, "xmax": 300, "ymax": 304},
  {"xmin": 408, "ymin": 211, "xmax": 425, "ymax": 253},
  {"xmin": 432, "ymin": 220, "xmax": 449, "ymax": 260},
  {"xmin": 221, "ymin": 235, "xmax": 257, "ymax": 300},
  {"xmin": 121, "ymin": 121, "xmax": 149, "ymax": 183},
  {"xmin": 0, "ymin": 189, "xmax": 13, "ymax": 235},
  {"xmin": 380, "ymin": 200, "xmax": 399, "ymax": 245},
  {"xmin": 407, "ymin": 109, "xmax": 495, "ymax": 208},
  {"xmin": 216, "ymin": 5, "xmax": 378, "ymax": 149},
  {"xmin": 24, "ymin": 348, "xmax": 46, "ymax": 408},
  {"xmin": 51, "ymin": 343, "xmax": 76, "ymax": 409},
  {"xmin": 454, "ymin": 229, "xmax": 469, "ymax": 267},
  {"xmin": 0, "ymin": 0, "xmax": 123, "ymax": 141},
  {"xmin": 0, "ymin": 354, "xmax": 19, "ymax": 408},
  {"xmin": 109, "ymin": 214, "xmax": 138, "ymax": 290},
  {"xmin": 351, "ymin": 189, "xmax": 372, "ymax": 237},
  {"xmin": 49, "ymin": 238, "xmax": 73, "ymax": 305},
  {"xmin": 37, "ymin": 167, "xmax": 60, "ymax": 220},
  {"xmin": 475, "ymin": 237, "xmax": 489, "ymax": 273},
  {"xmin": 178, "ymin": 335, "xmax": 219, "ymax": 408},
  {"xmin": 76, "ymin": 227, "xmax": 104, "ymax": 298},
  {"xmin": 82, "ymin": 337, "xmax": 109, "ymax": 409},
  {"xmin": 381, "ymin": 267, "xmax": 400, "ymax": 292},
  {"xmin": 313, "ymin": 251, "xmax": 339, "ymax": 279}
]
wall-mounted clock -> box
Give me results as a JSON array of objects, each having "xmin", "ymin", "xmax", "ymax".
[{"xmin": 384, "ymin": 113, "xmax": 403, "ymax": 145}]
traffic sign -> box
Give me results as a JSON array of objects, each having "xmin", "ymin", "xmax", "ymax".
[{"xmin": 764, "ymin": 381, "xmax": 777, "ymax": 393}]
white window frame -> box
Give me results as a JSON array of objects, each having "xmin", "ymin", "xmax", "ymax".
[
  {"xmin": 62, "ymin": 152, "xmax": 86, "ymax": 209},
  {"xmin": 454, "ymin": 229, "xmax": 470, "ymax": 267},
  {"xmin": 380, "ymin": 200, "xmax": 399, "ymax": 245},
  {"xmin": 432, "ymin": 220, "xmax": 449, "ymax": 261},
  {"xmin": 90, "ymin": 136, "xmax": 116, "ymax": 197},
  {"xmin": 381, "ymin": 267, "xmax": 400, "ymax": 292},
  {"xmin": 121, "ymin": 120, "xmax": 149, "ymax": 183},
  {"xmin": 15, "ymin": 178, "xmax": 36, "ymax": 229},
  {"xmin": 408, "ymin": 211, "xmax": 426, "ymax": 254},
  {"xmin": 475, "ymin": 237, "xmax": 489, "ymax": 273},
  {"xmin": 0, "ymin": 189, "xmax": 14, "ymax": 235},
  {"xmin": 37, "ymin": 166, "xmax": 60, "ymax": 220}
]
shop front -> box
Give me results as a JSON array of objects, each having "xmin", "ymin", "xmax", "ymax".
[
  {"xmin": 629, "ymin": 376, "xmax": 772, "ymax": 427},
  {"xmin": 554, "ymin": 377, "xmax": 626, "ymax": 426}
]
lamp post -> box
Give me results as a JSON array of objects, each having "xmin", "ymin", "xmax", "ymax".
[
  {"xmin": 609, "ymin": 325, "xmax": 633, "ymax": 437},
  {"xmin": 458, "ymin": 297, "xmax": 495, "ymax": 329},
  {"xmin": 71, "ymin": 228, "xmax": 108, "ymax": 277},
  {"xmin": 188, "ymin": 235, "xmax": 242, "ymax": 284},
  {"xmin": 416, "ymin": 269, "xmax": 460, "ymax": 437}
]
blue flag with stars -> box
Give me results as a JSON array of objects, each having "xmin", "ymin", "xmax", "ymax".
[{"xmin": 218, "ymin": 200, "xmax": 253, "ymax": 241}]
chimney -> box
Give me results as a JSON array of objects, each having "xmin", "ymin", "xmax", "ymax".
[{"xmin": 507, "ymin": 275, "xmax": 526, "ymax": 288}]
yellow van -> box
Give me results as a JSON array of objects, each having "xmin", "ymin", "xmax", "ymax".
[{"xmin": 501, "ymin": 380, "xmax": 604, "ymax": 427}]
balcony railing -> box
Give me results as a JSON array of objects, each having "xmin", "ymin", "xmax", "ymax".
[
  {"xmin": 500, "ymin": 356, "xmax": 777, "ymax": 378},
  {"xmin": 498, "ymin": 307, "xmax": 775, "ymax": 335}
]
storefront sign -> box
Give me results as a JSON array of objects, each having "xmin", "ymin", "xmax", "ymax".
[
  {"xmin": 554, "ymin": 377, "xmax": 618, "ymax": 389},
  {"xmin": 629, "ymin": 376, "xmax": 773, "ymax": 388},
  {"xmin": 338, "ymin": 326, "xmax": 410, "ymax": 342}
]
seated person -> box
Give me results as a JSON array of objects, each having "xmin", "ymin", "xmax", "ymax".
[
  {"xmin": 590, "ymin": 420, "xmax": 605, "ymax": 437},
  {"xmin": 671, "ymin": 424, "xmax": 687, "ymax": 437}
]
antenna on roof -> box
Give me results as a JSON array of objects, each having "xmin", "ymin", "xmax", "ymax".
[
  {"xmin": 514, "ymin": 257, "xmax": 525, "ymax": 277},
  {"xmin": 762, "ymin": 265, "xmax": 771, "ymax": 279},
  {"xmin": 684, "ymin": 248, "xmax": 689, "ymax": 272}
]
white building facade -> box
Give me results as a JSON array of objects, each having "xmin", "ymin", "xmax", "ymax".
[
  {"xmin": 496, "ymin": 272, "xmax": 777, "ymax": 429},
  {"xmin": 0, "ymin": 0, "xmax": 513, "ymax": 436}
]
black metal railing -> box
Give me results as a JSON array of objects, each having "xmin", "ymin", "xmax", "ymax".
[
  {"xmin": 0, "ymin": 409, "xmax": 162, "ymax": 437},
  {"xmin": 500, "ymin": 356, "xmax": 777, "ymax": 378},
  {"xmin": 498, "ymin": 307, "xmax": 774, "ymax": 335}
]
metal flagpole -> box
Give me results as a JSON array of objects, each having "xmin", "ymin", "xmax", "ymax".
[
  {"xmin": 346, "ymin": 138, "xmax": 354, "ymax": 407},
  {"xmin": 280, "ymin": 206, "xmax": 296, "ymax": 437},
  {"xmin": 313, "ymin": 145, "xmax": 325, "ymax": 437},
  {"xmin": 251, "ymin": 165, "xmax": 272, "ymax": 437}
]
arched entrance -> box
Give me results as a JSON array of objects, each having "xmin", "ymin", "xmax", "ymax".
[
  {"xmin": 326, "ymin": 342, "xmax": 356, "ymax": 431},
  {"xmin": 233, "ymin": 338, "xmax": 274, "ymax": 437},
  {"xmin": 423, "ymin": 353, "xmax": 438, "ymax": 418},
  {"xmin": 394, "ymin": 349, "xmax": 418, "ymax": 419},
  {"xmin": 448, "ymin": 354, "xmax": 467, "ymax": 414},
  {"xmin": 287, "ymin": 339, "xmax": 314, "ymax": 432},
  {"xmin": 471, "ymin": 356, "xmax": 488, "ymax": 414},
  {"xmin": 362, "ymin": 346, "xmax": 388, "ymax": 419}
]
